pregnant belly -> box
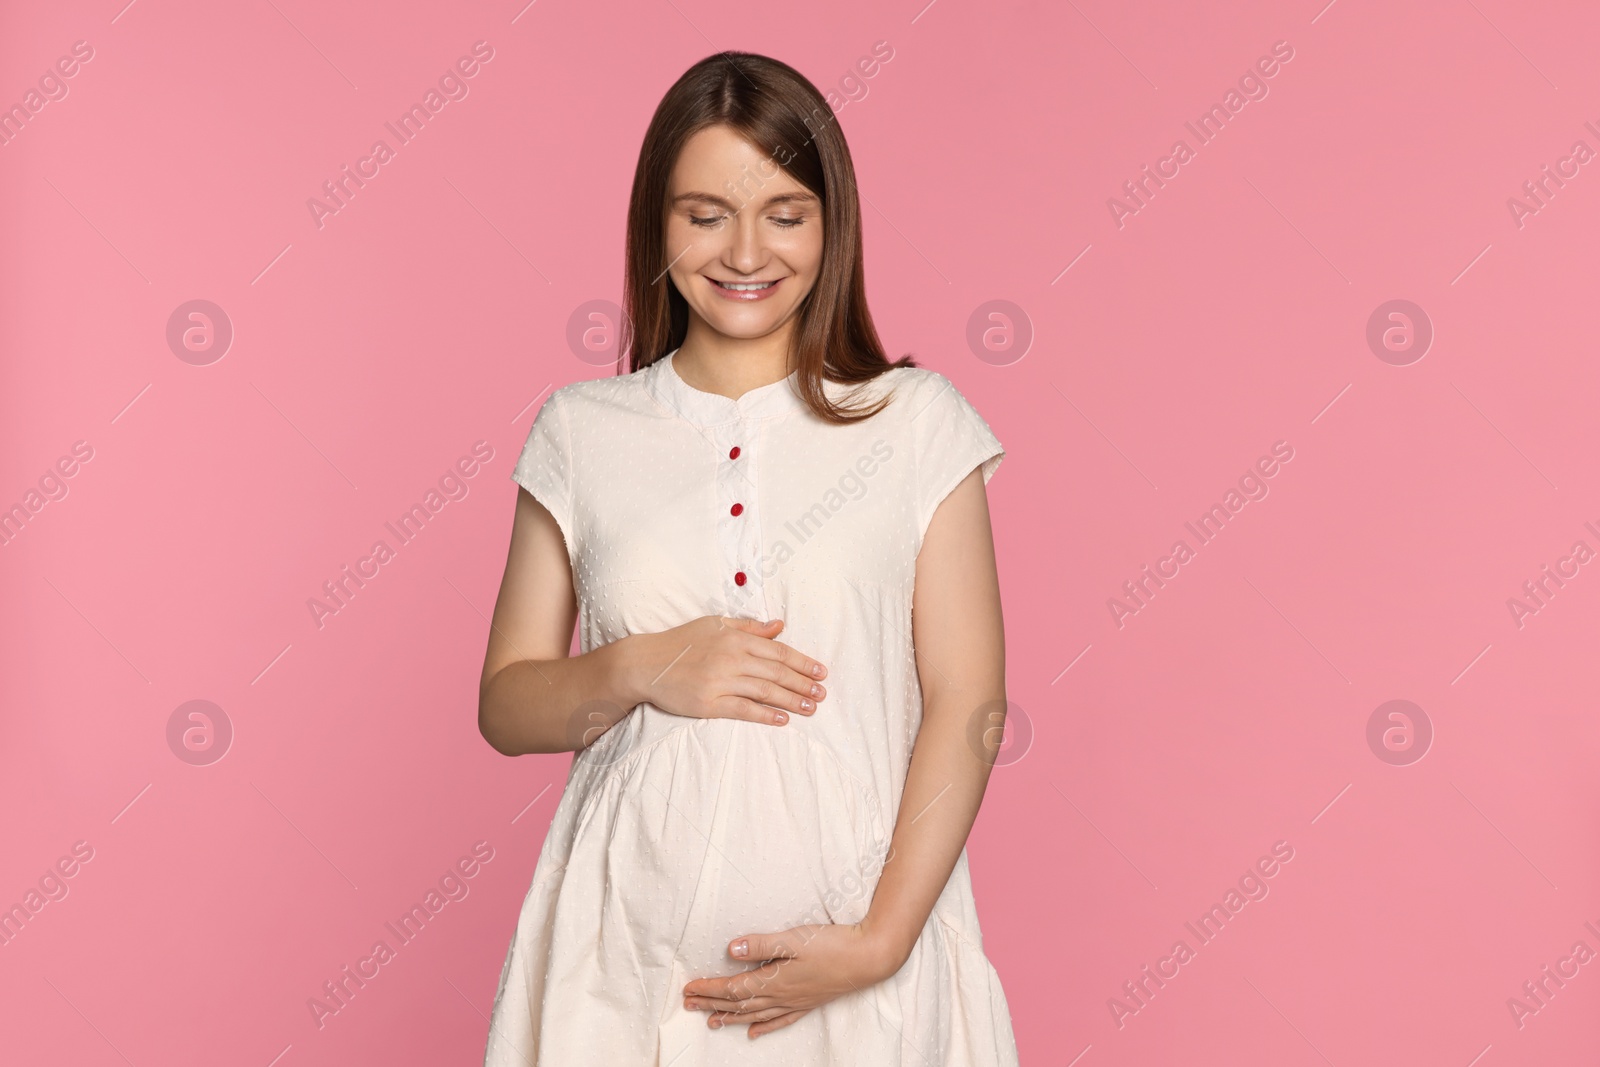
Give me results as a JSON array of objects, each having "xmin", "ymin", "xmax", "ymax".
[{"xmin": 556, "ymin": 715, "xmax": 892, "ymax": 988}]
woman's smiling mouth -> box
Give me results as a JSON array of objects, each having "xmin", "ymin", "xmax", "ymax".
[{"xmin": 706, "ymin": 276, "xmax": 784, "ymax": 301}]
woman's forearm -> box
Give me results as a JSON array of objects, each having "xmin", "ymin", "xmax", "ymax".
[
  {"xmin": 478, "ymin": 635, "xmax": 650, "ymax": 757},
  {"xmin": 860, "ymin": 690, "xmax": 1004, "ymax": 972}
]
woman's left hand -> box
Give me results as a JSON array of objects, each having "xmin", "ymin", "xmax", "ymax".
[{"xmin": 682, "ymin": 923, "xmax": 904, "ymax": 1038}]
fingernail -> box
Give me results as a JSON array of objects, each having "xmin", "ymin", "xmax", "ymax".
[
  {"xmin": 810, "ymin": 684, "xmax": 821, "ymax": 698},
  {"xmin": 800, "ymin": 699, "xmax": 814, "ymax": 712},
  {"xmin": 731, "ymin": 939, "xmax": 748, "ymax": 958},
  {"xmin": 811, "ymin": 664, "xmax": 824, "ymax": 678},
  {"xmin": 773, "ymin": 712, "xmax": 787, "ymax": 725}
]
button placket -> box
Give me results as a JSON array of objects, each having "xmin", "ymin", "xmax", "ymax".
[{"xmin": 716, "ymin": 421, "xmax": 762, "ymax": 613}]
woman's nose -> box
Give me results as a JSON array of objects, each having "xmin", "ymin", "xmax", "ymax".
[{"xmin": 724, "ymin": 214, "xmax": 767, "ymax": 274}]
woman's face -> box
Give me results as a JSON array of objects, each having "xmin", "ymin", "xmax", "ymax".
[{"xmin": 663, "ymin": 124, "xmax": 824, "ymax": 345}]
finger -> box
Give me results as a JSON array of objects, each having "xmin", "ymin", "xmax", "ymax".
[
  {"xmin": 682, "ymin": 976, "xmax": 735, "ymax": 999},
  {"xmin": 720, "ymin": 616, "xmax": 784, "ymax": 636},
  {"xmin": 684, "ymin": 993, "xmax": 777, "ymax": 1013},
  {"xmin": 743, "ymin": 635, "xmax": 827, "ymax": 681},
  {"xmin": 729, "ymin": 674, "xmax": 819, "ymax": 717},
  {"xmin": 731, "ymin": 932, "xmax": 801, "ymax": 963},
  {"xmin": 712, "ymin": 696, "xmax": 792, "ymax": 727},
  {"xmin": 709, "ymin": 1005, "xmax": 791, "ymax": 1028},
  {"xmin": 748, "ymin": 1008, "xmax": 810, "ymax": 1039},
  {"xmin": 688, "ymin": 962, "xmax": 786, "ymax": 1002},
  {"xmin": 743, "ymin": 655, "xmax": 827, "ymax": 703},
  {"xmin": 709, "ymin": 966, "xmax": 781, "ymax": 1002}
]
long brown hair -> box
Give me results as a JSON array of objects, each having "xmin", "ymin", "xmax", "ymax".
[{"xmin": 621, "ymin": 51, "xmax": 914, "ymax": 423}]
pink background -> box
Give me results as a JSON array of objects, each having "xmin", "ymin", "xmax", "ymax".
[{"xmin": 3, "ymin": 0, "xmax": 1598, "ymax": 1063}]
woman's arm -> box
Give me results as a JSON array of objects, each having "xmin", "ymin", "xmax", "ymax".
[
  {"xmin": 479, "ymin": 488, "xmax": 831, "ymax": 757},
  {"xmin": 858, "ymin": 462, "xmax": 1006, "ymax": 966},
  {"xmin": 681, "ymin": 465, "xmax": 1005, "ymax": 1037},
  {"xmin": 478, "ymin": 488, "xmax": 635, "ymax": 756}
]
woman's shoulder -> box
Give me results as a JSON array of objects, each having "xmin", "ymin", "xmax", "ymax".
[
  {"xmin": 820, "ymin": 362, "xmax": 908, "ymax": 400},
  {"xmin": 539, "ymin": 365, "xmax": 660, "ymax": 423},
  {"xmin": 863, "ymin": 364, "xmax": 1003, "ymax": 465},
  {"xmin": 832, "ymin": 363, "xmax": 979, "ymax": 421}
]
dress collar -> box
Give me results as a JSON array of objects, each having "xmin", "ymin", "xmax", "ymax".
[{"xmin": 644, "ymin": 348, "xmax": 805, "ymax": 427}]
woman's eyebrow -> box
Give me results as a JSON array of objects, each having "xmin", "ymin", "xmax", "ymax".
[{"xmin": 672, "ymin": 191, "xmax": 819, "ymax": 209}]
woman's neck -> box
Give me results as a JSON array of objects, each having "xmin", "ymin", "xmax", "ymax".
[{"xmin": 672, "ymin": 322, "xmax": 796, "ymax": 401}]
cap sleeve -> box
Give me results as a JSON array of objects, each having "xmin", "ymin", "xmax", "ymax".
[
  {"xmin": 911, "ymin": 371, "xmax": 1005, "ymax": 541},
  {"xmin": 510, "ymin": 389, "xmax": 575, "ymax": 549}
]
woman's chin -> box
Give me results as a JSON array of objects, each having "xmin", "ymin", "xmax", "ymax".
[{"xmin": 695, "ymin": 315, "xmax": 792, "ymax": 341}]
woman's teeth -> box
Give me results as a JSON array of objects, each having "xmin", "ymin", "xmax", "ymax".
[{"xmin": 716, "ymin": 280, "xmax": 774, "ymax": 290}]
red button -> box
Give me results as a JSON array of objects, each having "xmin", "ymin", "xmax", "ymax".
[
  {"xmin": 730, "ymin": 503, "xmax": 744, "ymax": 516},
  {"xmin": 728, "ymin": 446, "xmax": 741, "ymax": 460},
  {"xmin": 734, "ymin": 571, "xmax": 747, "ymax": 586}
]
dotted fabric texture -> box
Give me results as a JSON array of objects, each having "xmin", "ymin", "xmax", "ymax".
[{"xmin": 484, "ymin": 350, "xmax": 1016, "ymax": 1066}]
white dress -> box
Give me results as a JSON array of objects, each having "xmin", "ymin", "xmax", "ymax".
[{"xmin": 484, "ymin": 349, "xmax": 1017, "ymax": 1066}]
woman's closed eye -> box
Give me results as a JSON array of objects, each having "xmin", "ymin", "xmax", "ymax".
[{"xmin": 687, "ymin": 213, "xmax": 807, "ymax": 228}]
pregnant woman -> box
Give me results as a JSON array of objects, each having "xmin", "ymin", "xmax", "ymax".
[{"xmin": 478, "ymin": 52, "xmax": 1019, "ymax": 1065}]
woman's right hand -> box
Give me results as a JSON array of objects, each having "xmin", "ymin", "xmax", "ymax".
[{"xmin": 623, "ymin": 616, "xmax": 827, "ymax": 726}]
